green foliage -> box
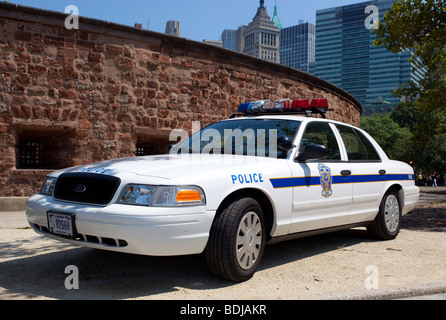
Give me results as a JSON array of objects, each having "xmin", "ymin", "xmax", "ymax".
[
  {"xmin": 371, "ymin": 0, "xmax": 446, "ymax": 177},
  {"xmin": 422, "ymin": 133, "xmax": 446, "ymax": 173},
  {"xmin": 360, "ymin": 113, "xmax": 413, "ymax": 162},
  {"xmin": 374, "ymin": 0, "xmax": 446, "ymax": 115},
  {"xmin": 361, "ymin": 102, "xmax": 446, "ymax": 176}
]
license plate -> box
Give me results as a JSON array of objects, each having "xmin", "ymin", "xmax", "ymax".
[{"xmin": 48, "ymin": 212, "xmax": 74, "ymax": 237}]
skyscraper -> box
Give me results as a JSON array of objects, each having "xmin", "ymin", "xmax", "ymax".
[
  {"xmin": 236, "ymin": 0, "xmax": 280, "ymax": 63},
  {"xmin": 221, "ymin": 29, "xmax": 237, "ymax": 51},
  {"xmin": 165, "ymin": 20, "xmax": 181, "ymax": 37},
  {"xmin": 280, "ymin": 22, "xmax": 315, "ymax": 73},
  {"xmin": 310, "ymin": 0, "xmax": 425, "ymax": 114},
  {"xmin": 271, "ymin": 1, "xmax": 282, "ymax": 30}
]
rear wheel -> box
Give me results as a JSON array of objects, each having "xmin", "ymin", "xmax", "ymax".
[
  {"xmin": 367, "ymin": 191, "xmax": 402, "ymax": 240},
  {"xmin": 205, "ymin": 197, "xmax": 266, "ymax": 282}
]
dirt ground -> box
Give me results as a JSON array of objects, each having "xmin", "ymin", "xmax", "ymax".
[{"xmin": 0, "ymin": 192, "xmax": 445, "ymax": 300}]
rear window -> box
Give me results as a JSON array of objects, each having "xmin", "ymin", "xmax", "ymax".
[{"xmin": 336, "ymin": 125, "xmax": 380, "ymax": 161}]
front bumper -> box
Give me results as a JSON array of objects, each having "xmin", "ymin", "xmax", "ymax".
[{"xmin": 26, "ymin": 194, "xmax": 215, "ymax": 256}]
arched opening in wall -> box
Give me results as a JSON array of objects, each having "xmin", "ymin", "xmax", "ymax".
[
  {"xmin": 13, "ymin": 124, "xmax": 77, "ymax": 170},
  {"xmin": 134, "ymin": 127, "xmax": 172, "ymax": 156}
]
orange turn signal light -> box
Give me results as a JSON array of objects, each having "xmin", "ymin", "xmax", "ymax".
[{"xmin": 176, "ymin": 190, "xmax": 202, "ymax": 202}]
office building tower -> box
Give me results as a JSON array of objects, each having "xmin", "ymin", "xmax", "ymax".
[
  {"xmin": 236, "ymin": 0, "xmax": 280, "ymax": 63},
  {"xmin": 280, "ymin": 22, "xmax": 315, "ymax": 73},
  {"xmin": 310, "ymin": 0, "xmax": 425, "ymax": 114},
  {"xmin": 272, "ymin": 1, "xmax": 282, "ymax": 29},
  {"xmin": 165, "ymin": 20, "xmax": 181, "ymax": 37},
  {"xmin": 221, "ymin": 29, "xmax": 237, "ymax": 51}
]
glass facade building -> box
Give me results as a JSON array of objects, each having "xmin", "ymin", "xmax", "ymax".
[
  {"xmin": 310, "ymin": 0, "xmax": 425, "ymax": 114},
  {"xmin": 280, "ymin": 22, "xmax": 315, "ymax": 73},
  {"xmin": 221, "ymin": 29, "xmax": 237, "ymax": 51}
]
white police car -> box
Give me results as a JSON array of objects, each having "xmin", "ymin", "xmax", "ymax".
[{"xmin": 26, "ymin": 99, "xmax": 419, "ymax": 282}]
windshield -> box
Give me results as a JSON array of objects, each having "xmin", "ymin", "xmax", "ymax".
[{"xmin": 171, "ymin": 118, "xmax": 301, "ymax": 159}]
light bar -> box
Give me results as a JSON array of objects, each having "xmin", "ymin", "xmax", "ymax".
[
  {"xmin": 236, "ymin": 98, "xmax": 332, "ymax": 117},
  {"xmin": 309, "ymin": 98, "xmax": 333, "ymax": 113},
  {"xmin": 291, "ymin": 99, "xmax": 310, "ymax": 110},
  {"xmin": 272, "ymin": 99, "xmax": 291, "ymax": 109},
  {"xmin": 237, "ymin": 100, "xmax": 272, "ymax": 113}
]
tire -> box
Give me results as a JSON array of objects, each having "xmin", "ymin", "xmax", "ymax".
[
  {"xmin": 367, "ymin": 191, "xmax": 402, "ymax": 240},
  {"xmin": 205, "ymin": 197, "xmax": 266, "ymax": 282}
]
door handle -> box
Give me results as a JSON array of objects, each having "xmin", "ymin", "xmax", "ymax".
[
  {"xmin": 379, "ymin": 170, "xmax": 386, "ymax": 176},
  {"xmin": 341, "ymin": 170, "xmax": 351, "ymax": 176}
]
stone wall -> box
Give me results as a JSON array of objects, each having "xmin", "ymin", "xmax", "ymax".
[{"xmin": 0, "ymin": 3, "xmax": 362, "ymax": 197}]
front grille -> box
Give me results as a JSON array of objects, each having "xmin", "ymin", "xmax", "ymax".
[{"xmin": 54, "ymin": 172, "xmax": 121, "ymax": 205}]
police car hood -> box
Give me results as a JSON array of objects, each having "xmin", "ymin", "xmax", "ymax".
[{"xmin": 57, "ymin": 154, "xmax": 280, "ymax": 180}]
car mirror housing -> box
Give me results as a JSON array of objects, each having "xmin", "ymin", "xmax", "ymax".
[
  {"xmin": 296, "ymin": 144, "xmax": 328, "ymax": 162},
  {"xmin": 277, "ymin": 136, "xmax": 294, "ymax": 152}
]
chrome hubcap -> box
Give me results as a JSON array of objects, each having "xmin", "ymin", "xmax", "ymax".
[
  {"xmin": 236, "ymin": 211, "xmax": 262, "ymax": 270},
  {"xmin": 384, "ymin": 195, "xmax": 400, "ymax": 232}
]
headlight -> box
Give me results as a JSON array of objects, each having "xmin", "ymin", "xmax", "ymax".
[
  {"xmin": 118, "ymin": 185, "xmax": 206, "ymax": 207},
  {"xmin": 40, "ymin": 177, "xmax": 57, "ymax": 195}
]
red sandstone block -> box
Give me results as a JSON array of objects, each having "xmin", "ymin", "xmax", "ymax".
[
  {"xmin": 59, "ymin": 88, "xmax": 78, "ymax": 99},
  {"xmin": 14, "ymin": 31, "xmax": 32, "ymax": 42},
  {"xmin": 78, "ymin": 119, "xmax": 92, "ymax": 130},
  {"xmin": 88, "ymin": 52, "xmax": 102, "ymax": 62},
  {"xmin": 32, "ymin": 106, "xmax": 42, "ymax": 119},
  {"xmin": 106, "ymin": 45, "xmax": 123, "ymax": 55},
  {"xmin": 120, "ymin": 133, "xmax": 132, "ymax": 141},
  {"xmin": 11, "ymin": 105, "xmax": 22, "ymax": 117},
  {"xmin": 58, "ymin": 28, "xmax": 78, "ymax": 38},
  {"xmin": 0, "ymin": 61, "xmax": 17, "ymax": 73},
  {"xmin": 21, "ymin": 105, "xmax": 32, "ymax": 119},
  {"xmin": 76, "ymin": 40, "xmax": 95, "ymax": 51},
  {"xmin": 14, "ymin": 52, "xmax": 32, "ymax": 63},
  {"xmin": 105, "ymin": 84, "xmax": 120, "ymax": 95},
  {"xmin": 58, "ymin": 48, "xmax": 78, "ymax": 59},
  {"xmin": 117, "ymin": 113, "xmax": 132, "ymax": 123},
  {"xmin": 14, "ymin": 73, "xmax": 31, "ymax": 84},
  {"xmin": 159, "ymin": 55, "xmax": 171, "ymax": 65},
  {"xmin": 28, "ymin": 64, "xmax": 47, "ymax": 75},
  {"xmin": 44, "ymin": 36, "xmax": 65, "ymax": 47},
  {"xmin": 59, "ymin": 67, "xmax": 79, "ymax": 79},
  {"xmin": 116, "ymin": 56, "xmax": 133, "ymax": 68}
]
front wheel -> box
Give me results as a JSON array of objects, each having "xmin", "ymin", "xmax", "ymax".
[
  {"xmin": 205, "ymin": 197, "xmax": 266, "ymax": 282},
  {"xmin": 367, "ymin": 191, "xmax": 402, "ymax": 240}
]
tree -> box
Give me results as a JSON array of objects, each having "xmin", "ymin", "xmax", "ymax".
[
  {"xmin": 374, "ymin": 0, "xmax": 446, "ymax": 115},
  {"xmin": 390, "ymin": 101, "xmax": 424, "ymax": 132},
  {"xmin": 360, "ymin": 113, "xmax": 413, "ymax": 162},
  {"xmin": 423, "ymin": 133, "xmax": 446, "ymax": 174}
]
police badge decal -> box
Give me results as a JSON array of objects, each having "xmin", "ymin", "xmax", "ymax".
[{"xmin": 318, "ymin": 163, "xmax": 333, "ymax": 198}]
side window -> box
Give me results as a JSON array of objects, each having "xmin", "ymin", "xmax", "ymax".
[
  {"xmin": 336, "ymin": 125, "xmax": 380, "ymax": 161},
  {"xmin": 299, "ymin": 122, "xmax": 341, "ymax": 160},
  {"xmin": 354, "ymin": 129, "xmax": 381, "ymax": 161}
]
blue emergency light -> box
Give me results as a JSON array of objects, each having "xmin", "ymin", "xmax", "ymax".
[{"xmin": 235, "ymin": 98, "xmax": 332, "ymax": 118}]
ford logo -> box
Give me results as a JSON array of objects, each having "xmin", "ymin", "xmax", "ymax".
[{"xmin": 74, "ymin": 184, "xmax": 87, "ymax": 193}]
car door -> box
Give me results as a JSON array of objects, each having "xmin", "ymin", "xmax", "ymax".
[
  {"xmin": 288, "ymin": 121, "xmax": 353, "ymax": 234},
  {"xmin": 334, "ymin": 124, "xmax": 385, "ymax": 223}
]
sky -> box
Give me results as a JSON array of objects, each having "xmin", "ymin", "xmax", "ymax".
[{"xmin": 8, "ymin": 0, "xmax": 367, "ymax": 42}]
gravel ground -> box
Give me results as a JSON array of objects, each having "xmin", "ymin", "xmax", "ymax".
[{"xmin": 0, "ymin": 192, "xmax": 445, "ymax": 300}]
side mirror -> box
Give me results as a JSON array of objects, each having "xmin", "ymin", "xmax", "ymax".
[
  {"xmin": 296, "ymin": 144, "xmax": 328, "ymax": 162},
  {"xmin": 277, "ymin": 136, "xmax": 294, "ymax": 152}
]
